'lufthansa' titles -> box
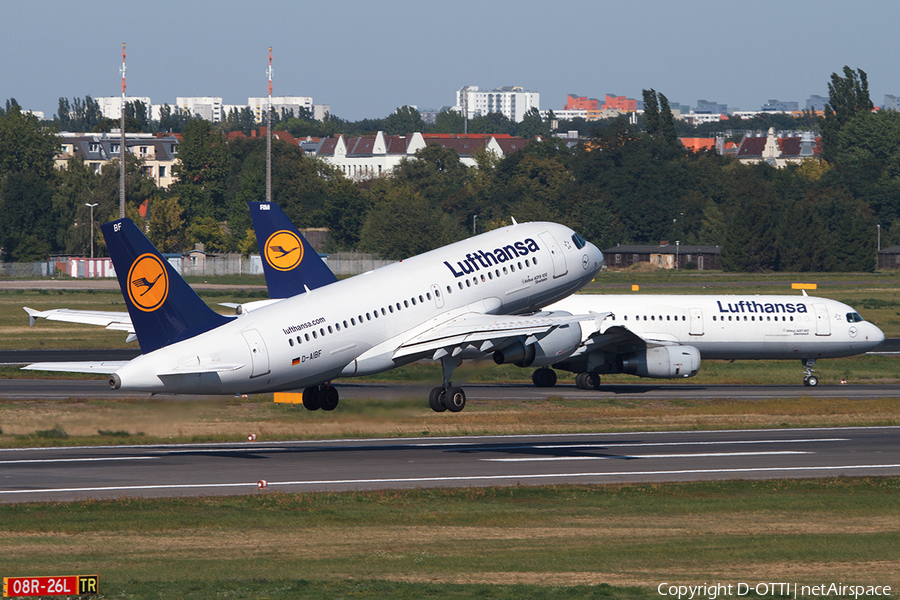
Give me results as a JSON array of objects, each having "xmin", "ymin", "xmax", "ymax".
[
  {"xmin": 444, "ymin": 238, "xmax": 540, "ymax": 278},
  {"xmin": 716, "ymin": 300, "xmax": 808, "ymax": 314}
]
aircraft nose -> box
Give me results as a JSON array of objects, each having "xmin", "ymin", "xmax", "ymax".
[{"xmin": 869, "ymin": 323, "xmax": 886, "ymax": 347}]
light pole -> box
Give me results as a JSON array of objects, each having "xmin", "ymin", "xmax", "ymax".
[
  {"xmin": 85, "ymin": 203, "xmax": 98, "ymax": 258},
  {"xmin": 473, "ymin": 214, "xmax": 478, "ymax": 235}
]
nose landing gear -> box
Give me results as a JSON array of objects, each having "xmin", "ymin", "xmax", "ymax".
[{"xmin": 802, "ymin": 359, "xmax": 818, "ymax": 387}]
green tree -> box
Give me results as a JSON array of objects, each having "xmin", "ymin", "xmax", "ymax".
[
  {"xmin": 432, "ymin": 109, "xmax": 464, "ymax": 134},
  {"xmin": 384, "ymin": 106, "xmax": 425, "ymax": 135},
  {"xmin": 170, "ymin": 120, "xmax": 230, "ymax": 221},
  {"xmin": 517, "ymin": 107, "xmax": 549, "ymax": 139},
  {"xmin": 821, "ymin": 66, "xmax": 873, "ymax": 163},
  {"xmin": 148, "ymin": 196, "xmax": 187, "ymax": 253},
  {"xmin": 642, "ymin": 89, "xmax": 659, "ymax": 136},
  {"xmin": 359, "ymin": 185, "xmax": 461, "ymax": 258}
]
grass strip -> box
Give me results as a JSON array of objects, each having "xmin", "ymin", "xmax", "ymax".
[{"xmin": 1, "ymin": 479, "xmax": 898, "ymax": 598}]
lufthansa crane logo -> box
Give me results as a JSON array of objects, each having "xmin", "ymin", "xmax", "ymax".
[
  {"xmin": 264, "ymin": 230, "xmax": 304, "ymax": 271},
  {"xmin": 127, "ymin": 253, "xmax": 169, "ymax": 312}
]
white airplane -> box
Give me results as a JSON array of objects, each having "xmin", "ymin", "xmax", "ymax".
[
  {"xmin": 24, "ymin": 217, "xmax": 604, "ymax": 412},
  {"xmin": 518, "ymin": 293, "xmax": 885, "ymax": 388}
]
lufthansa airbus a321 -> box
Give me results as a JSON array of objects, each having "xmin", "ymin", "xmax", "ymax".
[
  {"xmin": 520, "ymin": 293, "xmax": 884, "ymax": 389},
  {"xmin": 25, "ymin": 217, "xmax": 603, "ymax": 412}
]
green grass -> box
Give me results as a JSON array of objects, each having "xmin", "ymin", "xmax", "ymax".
[{"xmin": 1, "ymin": 479, "xmax": 898, "ymax": 598}]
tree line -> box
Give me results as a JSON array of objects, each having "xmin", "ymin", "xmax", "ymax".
[{"xmin": 1, "ymin": 66, "xmax": 897, "ymax": 271}]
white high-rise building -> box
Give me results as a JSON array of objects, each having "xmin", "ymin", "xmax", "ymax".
[
  {"xmin": 248, "ymin": 96, "xmax": 314, "ymax": 123},
  {"xmin": 95, "ymin": 96, "xmax": 152, "ymax": 120},
  {"xmin": 177, "ymin": 97, "xmax": 224, "ymax": 122},
  {"xmin": 455, "ymin": 86, "xmax": 540, "ymax": 123}
]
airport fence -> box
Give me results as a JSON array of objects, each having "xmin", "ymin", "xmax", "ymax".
[{"xmin": 2, "ymin": 253, "xmax": 396, "ymax": 279}]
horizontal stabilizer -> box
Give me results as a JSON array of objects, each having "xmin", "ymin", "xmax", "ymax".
[
  {"xmin": 158, "ymin": 357, "xmax": 245, "ymax": 376},
  {"xmin": 22, "ymin": 361, "xmax": 129, "ymax": 374},
  {"xmin": 25, "ymin": 307, "xmax": 134, "ymax": 332}
]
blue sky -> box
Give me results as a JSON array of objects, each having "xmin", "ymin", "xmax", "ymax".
[{"xmin": 2, "ymin": 0, "xmax": 897, "ymax": 121}]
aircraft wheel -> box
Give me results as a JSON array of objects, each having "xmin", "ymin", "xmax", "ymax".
[
  {"xmin": 302, "ymin": 386, "xmax": 321, "ymax": 410},
  {"xmin": 319, "ymin": 385, "xmax": 339, "ymax": 411},
  {"xmin": 532, "ymin": 368, "xmax": 557, "ymax": 388},
  {"xmin": 443, "ymin": 386, "xmax": 466, "ymax": 413},
  {"xmin": 575, "ymin": 373, "xmax": 588, "ymax": 389},
  {"xmin": 584, "ymin": 372, "xmax": 601, "ymax": 390},
  {"xmin": 806, "ymin": 375, "xmax": 818, "ymax": 387},
  {"xmin": 429, "ymin": 387, "xmax": 448, "ymax": 412}
]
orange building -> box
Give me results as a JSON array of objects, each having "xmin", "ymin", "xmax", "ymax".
[
  {"xmin": 602, "ymin": 94, "xmax": 637, "ymax": 111},
  {"xmin": 564, "ymin": 94, "xmax": 599, "ymax": 111}
]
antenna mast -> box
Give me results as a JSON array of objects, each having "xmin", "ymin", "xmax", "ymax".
[
  {"xmin": 266, "ymin": 47, "xmax": 272, "ymax": 204},
  {"xmin": 120, "ymin": 43, "xmax": 126, "ymax": 218}
]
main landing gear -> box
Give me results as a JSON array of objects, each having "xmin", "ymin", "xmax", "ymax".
[
  {"xmin": 574, "ymin": 371, "xmax": 601, "ymax": 390},
  {"xmin": 802, "ymin": 359, "xmax": 818, "ymax": 387},
  {"xmin": 532, "ymin": 367, "xmax": 558, "ymax": 388},
  {"xmin": 302, "ymin": 383, "xmax": 339, "ymax": 411},
  {"xmin": 429, "ymin": 355, "xmax": 467, "ymax": 413}
]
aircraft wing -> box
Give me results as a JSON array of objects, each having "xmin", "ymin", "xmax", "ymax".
[
  {"xmin": 25, "ymin": 307, "xmax": 136, "ymax": 341},
  {"xmin": 393, "ymin": 311, "xmax": 608, "ymax": 361},
  {"xmin": 21, "ymin": 361, "xmax": 129, "ymax": 374},
  {"xmin": 571, "ymin": 324, "xmax": 683, "ymax": 358}
]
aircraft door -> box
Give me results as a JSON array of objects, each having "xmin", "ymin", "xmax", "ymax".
[
  {"xmin": 241, "ymin": 329, "xmax": 270, "ymax": 378},
  {"xmin": 538, "ymin": 232, "xmax": 568, "ymax": 278},
  {"xmin": 689, "ymin": 308, "xmax": 704, "ymax": 336},
  {"xmin": 431, "ymin": 284, "xmax": 444, "ymax": 309},
  {"xmin": 813, "ymin": 303, "xmax": 831, "ymax": 336}
]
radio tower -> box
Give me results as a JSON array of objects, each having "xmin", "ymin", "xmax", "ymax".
[
  {"xmin": 119, "ymin": 43, "xmax": 126, "ymax": 219},
  {"xmin": 266, "ymin": 47, "xmax": 273, "ymax": 204}
]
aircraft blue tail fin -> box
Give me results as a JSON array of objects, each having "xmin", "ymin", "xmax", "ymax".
[
  {"xmin": 102, "ymin": 218, "xmax": 231, "ymax": 354},
  {"xmin": 249, "ymin": 202, "xmax": 338, "ymax": 298}
]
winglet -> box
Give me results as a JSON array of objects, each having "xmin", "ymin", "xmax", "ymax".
[
  {"xmin": 249, "ymin": 202, "xmax": 338, "ymax": 299},
  {"xmin": 102, "ymin": 218, "xmax": 231, "ymax": 354}
]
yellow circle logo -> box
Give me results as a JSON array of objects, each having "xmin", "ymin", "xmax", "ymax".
[
  {"xmin": 127, "ymin": 253, "xmax": 169, "ymax": 312},
  {"xmin": 264, "ymin": 230, "xmax": 304, "ymax": 271}
]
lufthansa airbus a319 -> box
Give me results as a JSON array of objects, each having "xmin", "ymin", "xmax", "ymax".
[{"xmin": 25, "ymin": 214, "xmax": 604, "ymax": 412}]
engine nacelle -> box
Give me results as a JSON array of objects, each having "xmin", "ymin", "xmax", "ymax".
[
  {"xmin": 493, "ymin": 323, "xmax": 582, "ymax": 368},
  {"xmin": 616, "ymin": 345, "xmax": 700, "ymax": 378}
]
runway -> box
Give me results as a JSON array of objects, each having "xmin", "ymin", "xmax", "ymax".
[
  {"xmin": 2, "ymin": 427, "xmax": 899, "ymax": 503},
  {"xmin": 0, "ymin": 378, "xmax": 899, "ymax": 401}
]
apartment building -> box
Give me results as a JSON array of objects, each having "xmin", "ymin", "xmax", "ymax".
[
  {"xmin": 456, "ymin": 86, "xmax": 540, "ymax": 123},
  {"xmin": 55, "ymin": 132, "xmax": 179, "ymax": 189}
]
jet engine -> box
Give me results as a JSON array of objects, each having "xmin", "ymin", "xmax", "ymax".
[
  {"xmin": 616, "ymin": 345, "xmax": 700, "ymax": 378},
  {"xmin": 493, "ymin": 324, "xmax": 582, "ymax": 368}
]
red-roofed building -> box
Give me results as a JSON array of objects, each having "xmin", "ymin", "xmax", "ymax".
[
  {"xmin": 736, "ymin": 128, "xmax": 821, "ymax": 166},
  {"xmin": 314, "ymin": 131, "xmax": 532, "ymax": 180}
]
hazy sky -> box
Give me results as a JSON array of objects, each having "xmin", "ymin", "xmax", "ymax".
[{"xmin": 2, "ymin": 0, "xmax": 897, "ymax": 121}]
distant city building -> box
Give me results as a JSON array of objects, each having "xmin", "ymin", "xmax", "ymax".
[
  {"xmin": 564, "ymin": 94, "xmax": 599, "ymax": 111},
  {"xmin": 695, "ymin": 99, "xmax": 727, "ymax": 114},
  {"xmin": 807, "ymin": 95, "xmax": 828, "ymax": 111},
  {"xmin": 177, "ymin": 97, "xmax": 224, "ymax": 122},
  {"xmin": 761, "ymin": 99, "xmax": 799, "ymax": 112},
  {"xmin": 455, "ymin": 86, "xmax": 540, "ymax": 123},
  {"xmin": 602, "ymin": 94, "xmax": 637, "ymax": 112},
  {"xmin": 55, "ymin": 132, "xmax": 179, "ymax": 189},
  {"xmin": 248, "ymin": 96, "xmax": 313, "ymax": 123},
  {"xmin": 95, "ymin": 96, "xmax": 152, "ymax": 120},
  {"xmin": 884, "ymin": 95, "xmax": 900, "ymax": 111}
]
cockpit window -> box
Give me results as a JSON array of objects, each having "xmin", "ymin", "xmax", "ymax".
[
  {"xmin": 571, "ymin": 233, "xmax": 586, "ymax": 250},
  {"xmin": 846, "ymin": 312, "xmax": 865, "ymax": 323}
]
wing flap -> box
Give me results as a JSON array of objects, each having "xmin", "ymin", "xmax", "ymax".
[{"xmin": 393, "ymin": 312, "xmax": 605, "ymax": 361}]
